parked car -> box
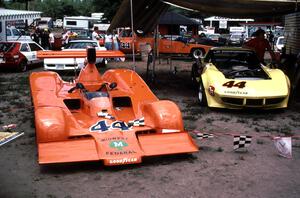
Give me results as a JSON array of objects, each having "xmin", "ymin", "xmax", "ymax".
[
  {"xmin": 207, "ymin": 33, "xmax": 221, "ymax": 42},
  {"xmin": 4, "ymin": 26, "xmax": 31, "ymax": 42},
  {"xmin": 44, "ymin": 40, "xmax": 106, "ymax": 71},
  {"xmin": 0, "ymin": 41, "xmax": 44, "ymax": 72},
  {"xmin": 192, "ymin": 47, "xmax": 290, "ymax": 109},
  {"xmin": 30, "ymin": 48, "xmax": 198, "ymax": 166},
  {"xmin": 228, "ymin": 34, "xmax": 244, "ymax": 46},
  {"xmin": 275, "ymin": 36, "xmax": 284, "ymax": 51}
]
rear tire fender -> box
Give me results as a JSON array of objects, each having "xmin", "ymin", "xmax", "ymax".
[{"xmin": 142, "ymin": 100, "xmax": 184, "ymax": 132}]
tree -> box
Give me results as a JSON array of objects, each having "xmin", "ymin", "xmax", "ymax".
[{"xmin": 92, "ymin": 0, "xmax": 122, "ymax": 22}]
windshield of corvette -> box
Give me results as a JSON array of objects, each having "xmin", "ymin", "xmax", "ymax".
[
  {"xmin": 205, "ymin": 50, "xmax": 261, "ymax": 69},
  {"xmin": 205, "ymin": 50, "xmax": 269, "ymax": 79},
  {"xmin": 65, "ymin": 42, "xmax": 98, "ymax": 49}
]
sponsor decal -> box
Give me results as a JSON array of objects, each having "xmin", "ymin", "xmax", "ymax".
[
  {"xmin": 100, "ymin": 137, "xmax": 128, "ymax": 142},
  {"xmin": 223, "ymin": 81, "xmax": 246, "ymax": 89},
  {"xmin": 90, "ymin": 120, "xmax": 131, "ymax": 132},
  {"xmin": 90, "ymin": 118, "xmax": 145, "ymax": 133},
  {"xmin": 108, "ymin": 157, "xmax": 138, "ymax": 165},
  {"xmin": 105, "ymin": 150, "xmax": 137, "ymax": 155},
  {"xmin": 224, "ymin": 90, "xmax": 248, "ymax": 95},
  {"xmin": 109, "ymin": 140, "xmax": 128, "ymax": 150}
]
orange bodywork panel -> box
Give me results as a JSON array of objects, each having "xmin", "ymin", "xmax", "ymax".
[
  {"xmin": 119, "ymin": 36, "xmax": 212, "ymax": 55},
  {"xmin": 30, "ymin": 50, "xmax": 198, "ymax": 166}
]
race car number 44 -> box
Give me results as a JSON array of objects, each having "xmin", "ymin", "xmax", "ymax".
[{"xmin": 223, "ymin": 81, "xmax": 246, "ymax": 89}]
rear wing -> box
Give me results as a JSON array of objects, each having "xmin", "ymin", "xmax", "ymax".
[{"xmin": 37, "ymin": 50, "xmax": 125, "ymax": 59}]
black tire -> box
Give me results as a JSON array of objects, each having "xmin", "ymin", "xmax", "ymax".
[
  {"xmin": 198, "ymin": 80, "xmax": 207, "ymax": 106},
  {"xmin": 19, "ymin": 60, "xmax": 27, "ymax": 72},
  {"xmin": 191, "ymin": 48, "xmax": 204, "ymax": 59},
  {"xmin": 191, "ymin": 63, "xmax": 200, "ymax": 87}
]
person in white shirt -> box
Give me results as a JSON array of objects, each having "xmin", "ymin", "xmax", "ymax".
[
  {"xmin": 49, "ymin": 31, "xmax": 55, "ymax": 49},
  {"xmin": 92, "ymin": 27, "xmax": 100, "ymax": 41},
  {"xmin": 112, "ymin": 31, "xmax": 119, "ymax": 50},
  {"xmin": 104, "ymin": 31, "xmax": 113, "ymax": 50}
]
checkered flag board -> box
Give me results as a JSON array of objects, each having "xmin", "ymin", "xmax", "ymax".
[
  {"xmin": 128, "ymin": 117, "xmax": 145, "ymax": 127},
  {"xmin": 196, "ymin": 133, "xmax": 214, "ymax": 140},
  {"xmin": 233, "ymin": 135, "xmax": 252, "ymax": 150},
  {"xmin": 97, "ymin": 111, "xmax": 115, "ymax": 120}
]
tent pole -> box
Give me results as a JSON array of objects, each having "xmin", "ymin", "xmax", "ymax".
[{"xmin": 130, "ymin": 0, "xmax": 136, "ymax": 71}]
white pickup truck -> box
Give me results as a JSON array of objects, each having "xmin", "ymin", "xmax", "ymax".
[{"xmin": 0, "ymin": 26, "xmax": 31, "ymax": 42}]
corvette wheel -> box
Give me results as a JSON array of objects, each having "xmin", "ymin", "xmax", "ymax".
[
  {"xmin": 192, "ymin": 48, "xmax": 204, "ymax": 59},
  {"xmin": 198, "ymin": 81, "xmax": 207, "ymax": 106}
]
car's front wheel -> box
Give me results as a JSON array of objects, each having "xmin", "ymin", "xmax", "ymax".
[{"xmin": 198, "ymin": 81, "xmax": 207, "ymax": 106}]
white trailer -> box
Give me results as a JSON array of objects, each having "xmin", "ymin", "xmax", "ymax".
[{"xmin": 63, "ymin": 16, "xmax": 99, "ymax": 30}]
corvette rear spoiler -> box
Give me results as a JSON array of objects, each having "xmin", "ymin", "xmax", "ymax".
[{"xmin": 37, "ymin": 50, "xmax": 125, "ymax": 59}]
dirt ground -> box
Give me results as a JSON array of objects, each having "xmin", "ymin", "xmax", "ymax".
[{"xmin": 0, "ymin": 58, "xmax": 300, "ymax": 198}]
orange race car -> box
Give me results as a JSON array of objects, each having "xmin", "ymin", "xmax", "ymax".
[
  {"xmin": 30, "ymin": 48, "xmax": 198, "ymax": 166},
  {"xmin": 119, "ymin": 31, "xmax": 212, "ymax": 59}
]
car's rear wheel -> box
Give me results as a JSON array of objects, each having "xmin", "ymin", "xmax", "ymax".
[
  {"xmin": 19, "ymin": 60, "xmax": 27, "ymax": 72},
  {"xmin": 198, "ymin": 80, "xmax": 207, "ymax": 106},
  {"xmin": 191, "ymin": 48, "xmax": 204, "ymax": 59}
]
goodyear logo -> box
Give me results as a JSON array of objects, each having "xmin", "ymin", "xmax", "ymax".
[{"xmin": 109, "ymin": 140, "xmax": 128, "ymax": 150}]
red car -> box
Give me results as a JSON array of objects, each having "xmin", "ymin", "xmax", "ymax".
[{"xmin": 0, "ymin": 41, "xmax": 44, "ymax": 72}]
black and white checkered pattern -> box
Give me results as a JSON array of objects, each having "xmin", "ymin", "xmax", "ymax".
[
  {"xmin": 128, "ymin": 117, "xmax": 145, "ymax": 127},
  {"xmin": 196, "ymin": 133, "xmax": 214, "ymax": 140},
  {"xmin": 97, "ymin": 111, "xmax": 115, "ymax": 120},
  {"xmin": 233, "ymin": 135, "xmax": 252, "ymax": 150}
]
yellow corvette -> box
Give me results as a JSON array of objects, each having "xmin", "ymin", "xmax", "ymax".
[{"xmin": 191, "ymin": 47, "xmax": 290, "ymax": 109}]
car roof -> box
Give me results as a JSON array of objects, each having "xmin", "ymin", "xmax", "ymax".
[
  {"xmin": 69, "ymin": 40, "xmax": 97, "ymax": 43},
  {"xmin": 0, "ymin": 40, "xmax": 37, "ymax": 44},
  {"xmin": 210, "ymin": 47, "xmax": 254, "ymax": 52}
]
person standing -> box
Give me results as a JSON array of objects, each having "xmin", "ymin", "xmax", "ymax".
[
  {"xmin": 41, "ymin": 29, "xmax": 50, "ymax": 50},
  {"xmin": 243, "ymin": 29, "xmax": 276, "ymax": 64},
  {"xmin": 30, "ymin": 28, "xmax": 39, "ymax": 44},
  {"xmin": 49, "ymin": 30, "xmax": 55, "ymax": 50},
  {"xmin": 104, "ymin": 31, "xmax": 113, "ymax": 50},
  {"xmin": 112, "ymin": 31, "xmax": 119, "ymax": 50},
  {"xmin": 268, "ymin": 30, "xmax": 275, "ymax": 49},
  {"xmin": 92, "ymin": 27, "xmax": 100, "ymax": 41}
]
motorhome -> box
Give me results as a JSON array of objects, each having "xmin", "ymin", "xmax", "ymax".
[
  {"xmin": 63, "ymin": 16, "xmax": 99, "ymax": 30},
  {"xmin": 37, "ymin": 17, "xmax": 53, "ymax": 30}
]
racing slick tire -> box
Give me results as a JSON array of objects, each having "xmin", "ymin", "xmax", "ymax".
[
  {"xmin": 198, "ymin": 80, "xmax": 207, "ymax": 106},
  {"xmin": 191, "ymin": 62, "xmax": 200, "ymax": 88},
  {"xmin": 19, "ymin": 60, "xmax": 28, "ymax": 72},
  {"xmin": 191, "ymin": 48, "xmax": 204, "ymax": 60}
]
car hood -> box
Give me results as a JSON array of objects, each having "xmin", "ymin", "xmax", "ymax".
[{"xmin": 204, "ymin": 65, "xmax": 290, "ymax": 97}]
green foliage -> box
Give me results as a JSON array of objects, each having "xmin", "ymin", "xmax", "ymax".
[
  {"xmin": 92, "ymin": 0, "xmax": 122, "ymax": 22},
  {"xmin": 4, "ymin": 0, "xmax": 96, "ymax": 19}
]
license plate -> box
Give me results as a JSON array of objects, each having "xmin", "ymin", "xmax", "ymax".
[{"xmin": 56, "ymin": 64, "xmax": 64, "ymax": 69}]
